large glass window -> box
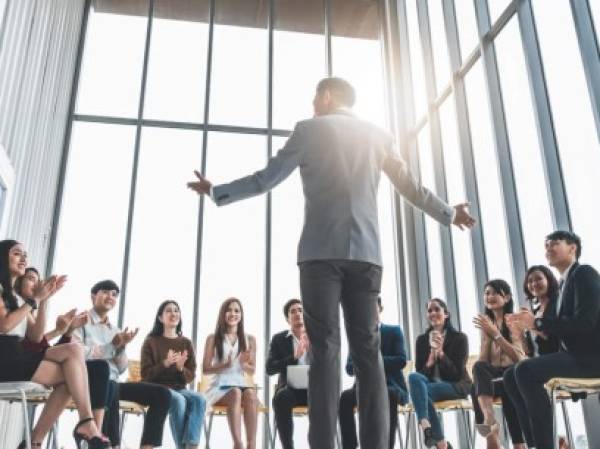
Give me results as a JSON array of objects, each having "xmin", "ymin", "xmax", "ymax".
[
  {"xmin": 464, "ymin": 61, "xmax": 514, "ymax": 288},
  {"xmin": 406, "ymin": 0, "xmax": 428, "ymax": 120},
  {"xmin": 428, "ymin": 0, "xmax": 452, "ymax": 93},
  {"xmin": 143, "ymin": 1, "xmax": 209, "ymax": 123},
  {"xmin": 52, "ymin": 122, "xmax": 135, "ymax": 323},
  {"xmin": 533, "ymin": 0, "xmax": 600, "ymax": 270},
  {"xmin": 495, "ymin": 18, "xmax": 553, "ymax": 267},
  {"xmin": 75, "ymin": 2, "xmax": 148, "ymax": 117},
  {"xmin": 454, "ymin": 0, "xmax": 479, "ymax": 61},
  {"xmin": 439, "ymin": 97, "xmax": 479, "ymax": 348}
]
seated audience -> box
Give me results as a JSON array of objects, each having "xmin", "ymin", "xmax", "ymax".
[
  {"xmin": 266, "ymin": 298, "xmax": 310, "ymax": 449},
  {"xmin": 503, "ymin": 264, "xmax": 560, "ymax": 448},
  {"xmin": 471, "ymin": 279, "xmax": 527, "ymax": 449},
  {"xmin": 506, "ymin": 231, "xmax": 600, "ymax": 449},
  {"xmin": 141, "ymin": 300, "xmax": 206, "ymax": 449},
  {"xmin": 203, "ymin": 297, "xmax": 258, "ymax": 449},
  {"xmin": 16, "ymin": 266, "xmax": 111, "ymax": 435},
  {"xmin": 338, "ymin": 297, "xmax": 408, "ymax": 449},
  {"xmin": 408, "ymin": 297, "xmax": 471, "ymax": 449},
  {"xmin": 73, "ymin": 279, "xmax": 171, "ymax": 449},
  {"xmin": 0, "ymin": 239, "xmax": 109, "ymax": 449}
]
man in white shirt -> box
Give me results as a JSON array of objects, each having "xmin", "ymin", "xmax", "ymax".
[{"xmin": 74, "ymin": 280, "xmax": 171, "ymax": 449}]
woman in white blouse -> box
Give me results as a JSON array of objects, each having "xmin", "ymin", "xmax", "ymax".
[
  {"xmin": 0, "ymin": 239, "xmax": 108, "ymax": 449},
  {"xmin": 203, "ymin": 297, "xmax": 258, "ymax": 449}
]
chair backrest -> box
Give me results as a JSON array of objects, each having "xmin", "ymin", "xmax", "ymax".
[{"xmin": 128, "ymin": 360, "xmax": 141, "ymax": 383}]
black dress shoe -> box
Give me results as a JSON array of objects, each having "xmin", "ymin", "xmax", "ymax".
[{"xmin": 423, "ymin": 427, "xmax": 436, "ymax": 447}]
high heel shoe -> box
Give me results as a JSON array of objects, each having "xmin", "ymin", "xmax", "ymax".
[
  {"xmin": 73, "ymin": 417, "xmax": 110, "ymax": 449},
  {"xmin": 475, "ymin": 421, "xmax": 500, "ymax": 437},
  {"xmin": 17, "ymin": 442, "xmax": 41, "ymax": 449},
  {"xmin": 422, "ymin": 427, "xmax": 436, "ymax": 447}
]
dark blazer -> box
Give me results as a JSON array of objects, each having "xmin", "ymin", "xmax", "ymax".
[
  {"xmin": 538, "ymin": 262, "xmax": 600, "ymax": 356},
  {"xmin": 346, "ymin": 323, "xmax": 408, "ymax": 404},
  {"xmin": 266, "ymin": 330, "xmax": 303, "ymax": 392},
  {"xmin": 415, "ymin": 327, "xmax": 472, "ymax": 397},
  {"xmin": 525, "ymin": 294, "xmax": 560, "ymax": 356}
]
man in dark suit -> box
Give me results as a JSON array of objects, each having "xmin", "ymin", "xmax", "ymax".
[
  {"xmin": 338, "ymin": 297, "xmax": 408, "ymax": 449},
  {"xmin": 267, "ymin": 299, "xmax": 310, "ymax": 449},
  {"xmin": 507, "ymin": 230, "xmax": 600, "ymax": 449},
  {"xmin": 188, "ymin": 77, "xmax": 475, "ymax": 449}
]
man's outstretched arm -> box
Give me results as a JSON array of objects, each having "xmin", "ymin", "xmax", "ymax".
[
  {"xmin": 382, "ymin": 146, "xmax": 475, "ymax": 230},
  {"xmin": 187, "ymin": 124, "xmax": 305, "ymax": 205}
]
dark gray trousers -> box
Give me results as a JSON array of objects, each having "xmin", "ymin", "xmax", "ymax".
[{"xmin": 300, "ymin": 260, "xmax": 389, "ymax": 449}]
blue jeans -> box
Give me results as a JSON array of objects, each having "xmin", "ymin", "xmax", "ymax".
[
  {"xmin": 408, "ymin": 372, "xmax": 462, "ymax": 442},
  {"xmin": 169, "ymin": 388, "xmax": 207, "ymax": 448}
]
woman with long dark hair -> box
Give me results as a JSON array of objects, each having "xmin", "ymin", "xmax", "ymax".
[
  {"xmin": 471, "ymin": 279, "xmax": 528, "ymax": 449},
  {"xmin": 408, "ymin": 298, "xmax": 471, "ymax": 449},
  {"xmin": 15, "ymin": 266, "xmax": 111, "ymax": 436},
  {"xmin": 141, "ymin": 300, "xmax": 206, "ymax": 449},
  {"xmin": 202, "ymin": 297, "xmax": 258, "ymax": 449},
  {"xmin": 0, "ymin": 240, "xmax": 108, "ymax": 449},
  {"xmin": 503, "ymin": 265, "xmax": 561, "ymax": 448}
]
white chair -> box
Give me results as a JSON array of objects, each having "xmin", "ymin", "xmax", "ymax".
[{"xmin": 0, "ymin": 382, "xmax": 51, "ymax": 449}]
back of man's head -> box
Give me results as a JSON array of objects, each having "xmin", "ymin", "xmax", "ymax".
[{"xmin": 316, "ymin": 77, "xmax": 356, "ymax": 108}]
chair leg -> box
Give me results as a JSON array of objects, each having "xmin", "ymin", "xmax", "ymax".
[
  {"xmin": 561, "ymin": 400, "xmax": 573, "ymax": 448},
  {"xmin": 19, "ymin": 390, "xmax": 31, "ymax": 449},
  {"xmin": 271, "ymin": 418, "xmax": 278, "ymax": 449},
  {"xmin": 405, "ymin": 411, "xmax": 413, "ymax": 449},
  {"xmin": 119, "ymin": 410, "xmax": 128, "ymax": 443},
  {"xmin": 551, "ymin": 389, "xmax": 557, "ymax": 449},
  {"xmin": 396, "ymin": 413, "xmax": 404, "ymax": 449},
  {"xmin": 204, "ymin": 413, "xmax": 214, "ymax": 449}
]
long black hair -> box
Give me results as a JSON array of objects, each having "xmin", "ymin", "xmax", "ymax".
[
  {"xmin": 484, "ymin": 279, "xmax": 514, "ymax": 341},
  {"xmin": 425, "ymin": 297, "xmax": 456, "ymax": 333},
  {"xmin": 149, "ymin": 300, "xmax": 183, "ymax": 337},
  {"xmin": 0, "ymin": 239, "xmax": 21, "ymax": 312}
]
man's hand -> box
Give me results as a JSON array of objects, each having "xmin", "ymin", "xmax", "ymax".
[
  {"xmin": 112, "ymin": 327, "xmax": 139, "ymax": 349},
  {"xmin": 452, "ymin": 203, "xmax": 476, "ymax": 230},
  {"xmin": 506, "ymin": 309, "xmax": 536, "ymax": 331},
  {"xmin": 66, "ymin": 311, "xmax": 89, "ymax": 335},
  {"xmin": 187, "ymin": 170, "xmax": 212, "ymax": 196}
]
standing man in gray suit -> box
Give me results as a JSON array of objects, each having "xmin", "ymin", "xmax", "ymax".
[{"xmin": 188, "ymin": 77, "xmax": 475, "ymax": 449}]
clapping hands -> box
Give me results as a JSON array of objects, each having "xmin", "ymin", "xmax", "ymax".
[
  {"xmin": 473, "ymin": 314, "xmax": 498, "ymax": 339},
  {"xmin": 294, "ymin": 334, "xmax": 310, "ymax": 360},
  {"xmin": 33, "ymin": 274, "xmax": 68, "ymax": 303},
  {"xmin": 164, "ymin": 349, "xmax": 189, "ymax": 371},
  {"xmin": 112, "ymin": 327, "xmax": 139, "ymax": 349}
]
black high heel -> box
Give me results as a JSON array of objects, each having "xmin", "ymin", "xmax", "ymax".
[
  {"xmin": 73, "ymin": 417, "xmax": 109, "ymax": 449},
  {"xmin": 17, "ymin": 441, "xmax": 42, "ymax": 449}
]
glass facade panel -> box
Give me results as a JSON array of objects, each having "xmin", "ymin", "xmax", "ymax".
[
  {"xmin": 273, "ymin": 0, "xmax": 325, "ymax": 131},
  {"xmin": 76, "ymin": 2, "xmax": 148, "ymax": 117},
  {"xmin": 406, "ymin": 0, "xmax": 428, "ymax": 120},
  {"xmin": 496, "ymin": 17, "xmax": 553, "ymax": 268},
  {"xmin": 533, "ymin": 0, "xmax": 600, "ymax": 269},
  {"xmin": 487, "ymin": 0, "xmax": 511, "ymax": 26},
  {"xmin": 417, "ymin": 125, "xmax": 446, "ymax": 301},
  {"xmin": 439, "ymin": 97, "xmax": 479, "ymax": 348},
  {"xmin": 52, "ymin": 122, "xmax": 135, "ymax": 325},
  {"xmin": 210, "ymin": 8, "xmax": 268, "ymax": 127},
  {"xmin": 143, "ymin": 0, "xmax": 209, "ymax": 123},
  {"xmin": 122, "ymin": 127, "xmax": 203, "ymax": 358},
  {"xmin": 428, "ymin": 0, "xmax": 452, "ymax": 93},
  {"xmin": 464, "ymin": 61, "xmax": 514, "ymax": 288},
  {"xmin": 454, "ymin": 0, "xmax": 479, "ymax": 61}
]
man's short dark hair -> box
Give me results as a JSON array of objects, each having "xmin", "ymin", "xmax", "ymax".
[
  {"xmin": 91, "ymin": 279, "xmax": 120, "ymax": 295},
  {"xmin": 316, "ymin": 77, "xmax": 356, "ymax": 108},
  {"xmin": 546, "ymin": 230, "xmax": 582, "ymax": 260},
  {"xmin": 283, "ymin": 298, "xmax": 302, "ymax": 318}
]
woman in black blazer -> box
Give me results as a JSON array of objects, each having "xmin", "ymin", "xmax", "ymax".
[
  {"xmin": 503, "ymin": 265, "xmax": 560, "ymax": 448},
  {"xmin": 408, "ymin": 298, "xmax": 471, "ymax": 449}
]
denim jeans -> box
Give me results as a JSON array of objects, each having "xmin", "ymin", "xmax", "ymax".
[
  {"xmin": 408, "ymin": 372, "xmax": 462, "ymax": 442},
  {"xmin": 169, "ymin": 388, "xmax": 207, "ymax": 448}
]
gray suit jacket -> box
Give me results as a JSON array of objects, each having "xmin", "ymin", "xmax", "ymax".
[{"xmin": 212, "ymin": 110, "xmax": 454, "ymax": 266}]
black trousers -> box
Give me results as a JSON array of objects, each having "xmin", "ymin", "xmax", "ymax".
[
  {"xmin": 338, "ymin": 387, "xmax": 399, "ymax": 449},
  {"xmin": 103, "ymin": 380, "xmax": 171, "ymax": 447},
  {"xmin": 509, "ymin": 352, "xmax": 600, "ymax": 449},
  {"xmin": 272, "ymin": 386, "xmax": 308, "ymax": 449},
  {"xmin": 86, "ymin": 360, "xmax": 110, "ymax": 410},
  {"xmin": 470, "ymin": 361, "xmax": 524, "ymax": 444}
]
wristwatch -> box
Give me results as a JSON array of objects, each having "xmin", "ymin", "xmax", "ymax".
[
  {"xmin": 24, "ymin": 297, "xmax": 38, "ymax": 310},
  {"xmin": 534, "ymin": 317, "xmax": 544, "ymax": 331}
]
